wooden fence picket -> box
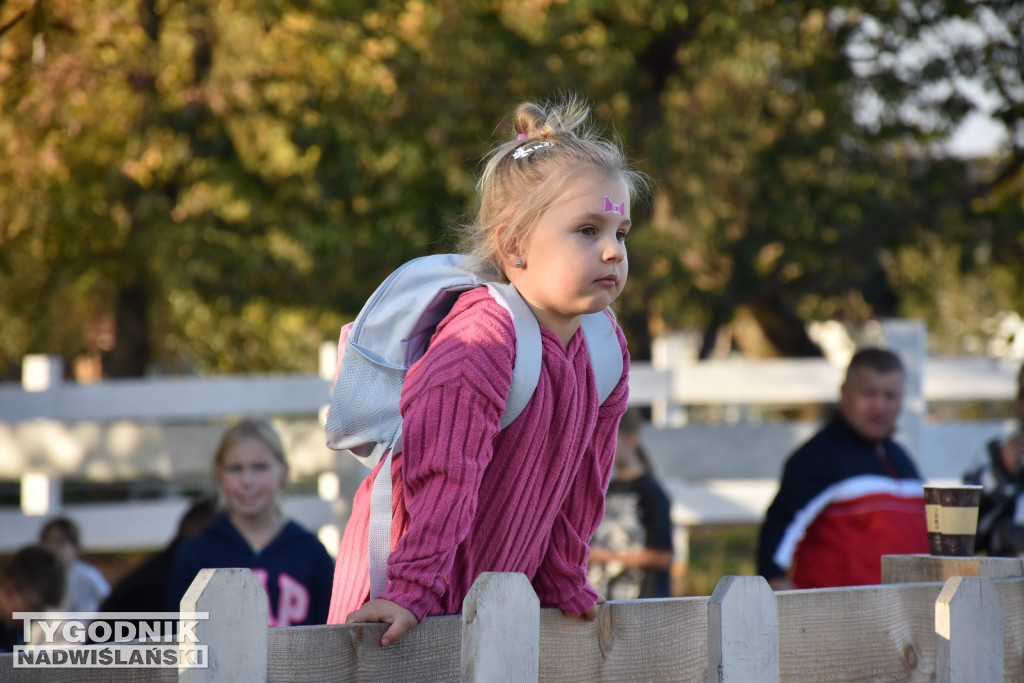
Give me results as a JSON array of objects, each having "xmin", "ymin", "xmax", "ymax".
[
  {"xmin": 179, "ymin": 568, "xmax": 268, "ymax": 683},
  {"xmin": 460, "ymin": 572, "xmax": 539, "ymax": 683},
  {"xmin": 935, "ymin": 576, "xmax": 1002, "ymax": 683},
  {"xmin": 708, "ymin": 575, "xmax": 779, "ymax": 683}
]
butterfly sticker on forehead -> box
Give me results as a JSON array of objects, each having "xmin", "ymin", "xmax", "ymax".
[{"xmin": 603, "ymin": 196, "xmax": 626, "ymax": 216}]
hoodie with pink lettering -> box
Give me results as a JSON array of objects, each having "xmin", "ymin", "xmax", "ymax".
[{"xmin": 167, "ymin": 516, "xmax": 334, "ymax": 626}]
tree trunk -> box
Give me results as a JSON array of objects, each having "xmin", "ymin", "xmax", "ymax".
[{"xmin": 102, "ymin": 283, "xmax": 150, "ymax": 377}]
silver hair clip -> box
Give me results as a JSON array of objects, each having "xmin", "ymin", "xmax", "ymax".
[{"xmin": 512, "ymin": 141, "xmax": 552, "ymax": 159}]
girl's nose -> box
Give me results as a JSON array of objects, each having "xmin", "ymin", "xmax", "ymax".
[{"xmin": 603, "ymin": 237, "xmax": 625, "ymax": 262}]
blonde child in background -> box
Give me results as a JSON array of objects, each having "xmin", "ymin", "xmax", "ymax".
[
  {"xmin": 328, "ymin": 95, "xmax": 648, "ymax": 646},
  {"xmin": 166, "ymin": 419, "xmax": 334, "ymax": 625}
]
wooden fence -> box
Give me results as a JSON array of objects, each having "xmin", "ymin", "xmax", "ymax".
[{"xmin": 2, "ymin": 555, "xmax": 1022, "ymax": 682}]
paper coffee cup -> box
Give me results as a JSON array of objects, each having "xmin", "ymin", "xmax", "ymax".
[{"xmin": 924, "ymin": 484, "xmax": 982, "ymax": 557}]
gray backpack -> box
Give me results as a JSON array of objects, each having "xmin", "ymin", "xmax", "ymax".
[{"xmin": 324, "ymin": 253, "xmax": 623, "ymax": 598}]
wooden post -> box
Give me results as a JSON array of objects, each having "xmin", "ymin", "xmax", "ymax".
[
  {"xmin": 461, "ymin": 572, "xmax": 539, "ymax": 683},
  {"xmin": 179, "ymin": 568, "xmax": 268, "ymax": 683},
  {"xmin": 882, "ymin": 554, "xmax": 1024, "ymax": 584},
  {"xmin": 20, "ymin": 472, "xmax": 62, "ymax": 516},
  {"xmin": 22, "ymin": 354, "xmax": 64, "ymax": 392},
  {"xmin": 708, "ymin": 575, "xmax": 779, "ymax": 683},
  {"xmin": 935, "ymin": 576, "xmax": 1002, "ymax": 683}
]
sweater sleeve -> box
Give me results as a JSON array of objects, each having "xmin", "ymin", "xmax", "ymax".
[
  {"xmin": 533, "ymin": 322, "xmax": 630, "ymax": 614},
  {"xmin": 377, "ymin": 292, "xmax": 514, "ymax": 620}
]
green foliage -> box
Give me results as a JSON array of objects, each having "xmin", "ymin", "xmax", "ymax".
[
  {"xmin": 0, "ymin": 0, "xmax": 1021, "ymax": 376},
  {"xmin": 681, "ymin": 524, "xmax": 759, "ymax": 597}
]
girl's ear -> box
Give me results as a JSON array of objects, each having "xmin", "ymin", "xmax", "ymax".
[{"xmin": 496, "ymin": 224, "xmax": 522, "ymax": 269}]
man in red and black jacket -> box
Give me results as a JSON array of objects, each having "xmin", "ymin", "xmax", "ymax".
[{"xmin": 757, "ymin": 347, "xmax": 929, "ymax": 590}]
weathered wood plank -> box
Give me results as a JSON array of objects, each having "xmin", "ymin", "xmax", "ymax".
[
  {"xmin": 993, "ymin": 577, "xmax": 1024, "ymax": 681},
  {"xmin": 0, "ymin": 494, "xmax": 337, "ymax": 555},
  {"xmin": 776, "ymin": 582, "xmax": 943, "ymax": 682},
  {"xmin": 708, "ymin": 576, "xmax": 778, "ymax": 683},
  {"xmin": 935, "ymin": 577, "xmax": 1002, "ymax": 683},
  {"xmin": 0, "ymin": 375, "xmax": 332, "ymax": 423},
  {"xmin": 882, "ymin": 554, "xmax": 1024, "ymax": 584},
  {"xmin": 538, "ymin": 597, "xmax": 709, "ymax": 682},
  {"xmin": 461, "ymin": 572, "xmax": 538, "ymax": 682},
  {"xmin": 266, "ymin": 617, "xmax": 463, "ymax": 682}
]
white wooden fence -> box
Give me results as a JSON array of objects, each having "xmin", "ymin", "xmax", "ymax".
[
  {"xmin": 2, "ymin": 555, "xmax": 1022, "ymax": 682},
  {"xmin": 0, "ymin": 319, "xmax": 1020, "ymax": 556}
]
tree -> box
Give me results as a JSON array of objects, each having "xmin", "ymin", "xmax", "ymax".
[{"xmin": 1, "ymin": 0, "xmax": 1020, "ymax": 377}]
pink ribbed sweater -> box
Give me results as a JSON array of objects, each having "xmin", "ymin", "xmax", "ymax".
[{"xmin": 326, "ymin": 287, "xmax": 630, "ymax": 624}]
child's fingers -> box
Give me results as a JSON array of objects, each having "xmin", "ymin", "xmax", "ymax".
[
  {"xmin": 344, "ymin": 602, "xmax": 381, "ymax": 624},
  {"xmin": 345, "ymin": 599, "xmax": 419, "ymax": 647},
  {"xmin": 380, "ymin": 612, "xmax": 418, "ymax": 647}
]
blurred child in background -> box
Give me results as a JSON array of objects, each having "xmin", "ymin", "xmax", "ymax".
[
  {"xmin": 589, "ymin": 408, "xmax": 674, "ymax": 599},
  {"xmin": 166, "ymin": 419, "xmax": 334, "ymax": 625},
  {"xmin": 0, "ymin": 545, "xmax": 65, "ymax": 652},
  {"xmin": 39, "ymin": 516, "xmax": 109, "ymax": 612}
]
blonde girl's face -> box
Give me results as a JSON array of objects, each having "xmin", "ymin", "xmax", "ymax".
[
  {"xmin": 216, "ymin": 437, "xmax": 287, "ymax": 520},
  {"xmin": 507, "ymin": 169, "xmax": 630, "ymax": 345}
]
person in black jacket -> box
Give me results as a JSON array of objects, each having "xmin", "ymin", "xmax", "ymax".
[
  {"xmin": 963, "ymin": 362, "xmax": 1024, "ymax": 557},
  {"xmin": 757, "ymin": 348, "xmax": 929, "ymax": 590},
  {"xmin": 100, "ymin": 496, "xmax": 217, "ymax": 615}
]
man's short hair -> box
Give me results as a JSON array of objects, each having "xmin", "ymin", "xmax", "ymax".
[
  {"xmin": 845, "ymin": 347, "xmax": 904, "ymax": 381},
  {"xmin": 0, "ymin": 545, "xmax": 66, "ymax": 609}
]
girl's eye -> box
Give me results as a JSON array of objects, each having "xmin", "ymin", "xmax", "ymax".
[
  {"xmin": 616, "ymin": 229, "xmax": 629, "ymax": 242},
  {"xmin": 579, "ymin": 226, "xmax": 597, "ymax": 236}
]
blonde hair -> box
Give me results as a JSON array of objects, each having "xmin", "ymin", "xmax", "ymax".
[
  {"xmin": 459, "ymin": 94, "xmax": 649, "ymax": 279},
  {"xmin": 212, "ymin": 419, "xmax": 288, "ymax": 510}
]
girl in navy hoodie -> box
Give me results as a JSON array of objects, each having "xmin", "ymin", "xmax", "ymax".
[{"xmin": 166, "ymin": 419, "xmax": 334, "ymax": 625}]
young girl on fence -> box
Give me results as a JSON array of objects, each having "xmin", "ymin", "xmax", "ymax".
[
  {"xmin": 328, "ymin": 95, "xmax": 648, "ymax": 645},
  {"xmin": 166, "ymin": 419, "xmax": 334, "ymax": 625}
]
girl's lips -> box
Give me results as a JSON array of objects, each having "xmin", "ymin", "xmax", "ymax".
[{"xmin": 595, "ymin": 275, "xmax": 619, "ymax": 286}]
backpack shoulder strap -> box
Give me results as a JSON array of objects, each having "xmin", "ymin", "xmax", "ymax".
[
  {"xmin": 580, "ymin": 311, "xmax": 623, "ymax": 404},
  {"xmin": 490, "ymin": 282, "xmax": 622, "ymax": 411},
  {"xmin": 486, "ymin": 283, "xmax": 541, "ymax": 428}
]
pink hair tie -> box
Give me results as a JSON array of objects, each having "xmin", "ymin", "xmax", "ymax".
[{"xmin": 516, "ymin": 133, "xmax": 527, "ymax": 140}]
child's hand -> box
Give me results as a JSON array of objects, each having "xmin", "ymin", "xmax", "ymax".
[
  {"xmin": 573, "ymin": 594, "xmax": 606, "ymax": 621},
  {"xmin": 346, "ymin": 599, "xmax": 419, "ymax": 647}
]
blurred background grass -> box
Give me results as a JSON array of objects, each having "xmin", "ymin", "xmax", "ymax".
[{"xmin": 677, "ymin": 524, "xmax": 760, "ymax": 597}]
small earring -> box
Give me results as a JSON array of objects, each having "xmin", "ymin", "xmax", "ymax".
[{"xmin": 514, "ymin": 258, "xmax": 523, "ymax": 267}]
